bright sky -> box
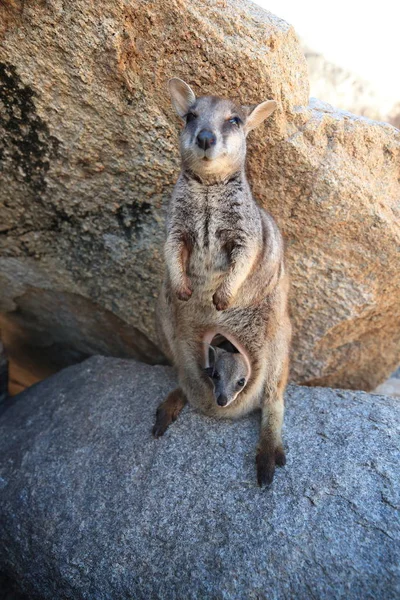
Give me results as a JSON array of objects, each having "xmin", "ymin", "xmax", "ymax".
[{"xmin": 255, "ymin": 0, "xmax": 400, "ymax": 101}]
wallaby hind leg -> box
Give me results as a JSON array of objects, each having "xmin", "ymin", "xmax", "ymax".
[
  {"xmin": 153, "ymin": 387, "xmax": 187, "ymax": 438},
  {"xmin": 256, "ymin": 360, "xmax": 288, "ymax": 486}
]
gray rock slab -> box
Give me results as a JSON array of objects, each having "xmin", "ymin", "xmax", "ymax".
[{"xmin": 0, "ymin": 356, "xmax": 399, "ymax": 600}]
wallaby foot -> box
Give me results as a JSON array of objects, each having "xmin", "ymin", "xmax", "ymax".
[
  {"xmin": 257, "ymin": 384, "xmax": 286, "ymax": 486},
  {"xmin": 152, "ymin": 387, "xmax": 187, "ymax": 437},
  {"xmin": 256, "ymin": 444, "xmax": 286, "ymax": 487},
  {"xmin": 274, "ymin": 445, "xmax": 286, "ymax": 467},
  {"xmin": 256, "ymin": 445, "xmax": 275, "ymax": 487}
]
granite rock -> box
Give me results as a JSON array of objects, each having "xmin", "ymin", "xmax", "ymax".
[
  {"xmin": 0, "ymin": 356, "xmax": 399, "ymax": 599},
  {"xmin": 304, "ymin": 45, "xmax": 399, "ymax": 126},
  {"xmin": 1, "ymin": 0, "xmax": 399, "ymax": 391}
]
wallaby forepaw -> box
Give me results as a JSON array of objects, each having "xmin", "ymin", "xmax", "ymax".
[
  {"xmin": 212, "ymin": 290, "xmax": 230, "ymax": 311},
  {"xmin": 256, "ymin": 450, "xmax": 275, "ymax": 487},
  {"xmin": 176, "ymin": 283, "xmax": 193, "ymax": 301}
]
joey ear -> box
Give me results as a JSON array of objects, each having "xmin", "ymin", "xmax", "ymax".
[
  {"xmin": 243, "ymin": 100, "xmax": 277, "ymax": 134},
  {"xmin": 168, "ymin": 78, "xmax": 196, "ymax": 118},
  {"xmin": 204, "ymin": 367, "xmax": 214, "ymax": 378},
  {"xmin": 208, "ymin": 345, "xmax": 217, "ymax": 369}
]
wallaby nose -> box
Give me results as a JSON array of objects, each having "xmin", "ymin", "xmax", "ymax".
[
  {"xmin": 217, "ymin": 394, "xmax": 228, "ymax": 407},
  {"xmin": 197, "ymin": 129, "xmax": 216, "ymax": 151}
]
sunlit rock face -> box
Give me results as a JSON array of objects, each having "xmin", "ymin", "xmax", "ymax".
[
  {"xmin": 1, "ymin": 0, "xmax": 399, "ymax": 391},
  {"xmin": 304, "ymin": 45, "xmax": 400, "ymax": 126}
]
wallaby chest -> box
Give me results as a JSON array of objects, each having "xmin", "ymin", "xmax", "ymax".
[{"xmin": 170, "ymin": 176, "xmax": 257, "ymax": 277}]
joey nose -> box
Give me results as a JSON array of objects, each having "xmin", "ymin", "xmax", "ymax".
[
  {"xmin": 197, "ymin": 129, "xmax": 216, "ymax": 151},
  {"xmin": 217, "ymin": 394, "xmax": 228, "ymax": 407}
]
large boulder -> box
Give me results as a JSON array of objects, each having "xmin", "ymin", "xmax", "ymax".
[
  {"xmin": 304, "ymin": 45, "xmax": 399, "ymax": 126},
  {"xmin": 1, "ymin": 0, "xmax": 399, "ymax": 390},
  {"xmin": 0, "ymin": 356, "xmax": 399, "ymax": 599},
  {"xmin": 374, "ymin": 366, "xmax": 400, "ymax": 398}
]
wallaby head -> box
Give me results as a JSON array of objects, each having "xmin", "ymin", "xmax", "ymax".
[
  {"xmin": 168, "ymin": 78, "xmax": 277, "ymax": 181},
  {"xmin": 204, "ymin": 345, "xmax": 248, "ymax": 407}
]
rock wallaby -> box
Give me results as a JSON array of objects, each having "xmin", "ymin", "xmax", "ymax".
[{"xmin": 154, "ymin": 78, "xmax": 291, "ymax": 486}]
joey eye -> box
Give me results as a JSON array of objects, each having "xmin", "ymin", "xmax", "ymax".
[
  {"xmin": 186, "ymin": 112, "xmax": 197, "ymax": 123},
  {"xmin": 237, "ymin": 378, "xmax": 245, "ymax": 387},
  {"xmin": 228, "ymin": 116, "xmax": 241, "ymax": 127}
]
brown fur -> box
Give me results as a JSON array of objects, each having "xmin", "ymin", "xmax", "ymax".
[
  {"xmin": 154, "ymin": 79, "xmax": 291, "ymax": 486},
  {"xmin": 153, "ymin": 387, "xmax": 187, "ymax": 438}
]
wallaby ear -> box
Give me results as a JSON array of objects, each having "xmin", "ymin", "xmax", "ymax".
[
  {"xmin": 168, "ymin": 78, "xmax": 196, "ymax": 118},
  {"xmin": 243, "ymin": 100, "xmax": 277, "ymax": 134}
]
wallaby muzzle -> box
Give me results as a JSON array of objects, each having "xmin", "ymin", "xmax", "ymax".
[{"xmin": 197, "ymin": 129, "xmax": 216, "ymax": 151}]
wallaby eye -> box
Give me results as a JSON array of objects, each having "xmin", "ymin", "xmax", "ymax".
[
  {"xmin": 237, "ymin": 378, "xmax": 245, "ymax": 387},
  {"xmin": 228, "ymin": 116, "xmax": 241, "ymax": 127},
  {"xmin": 186, "ymin": 112, "xmax": 197, "ymax": 123}
]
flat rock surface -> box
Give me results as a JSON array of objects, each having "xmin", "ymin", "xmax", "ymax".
[{"xmin": 0, "ymin": 357, "xmax": 399, "ymax": 599}]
